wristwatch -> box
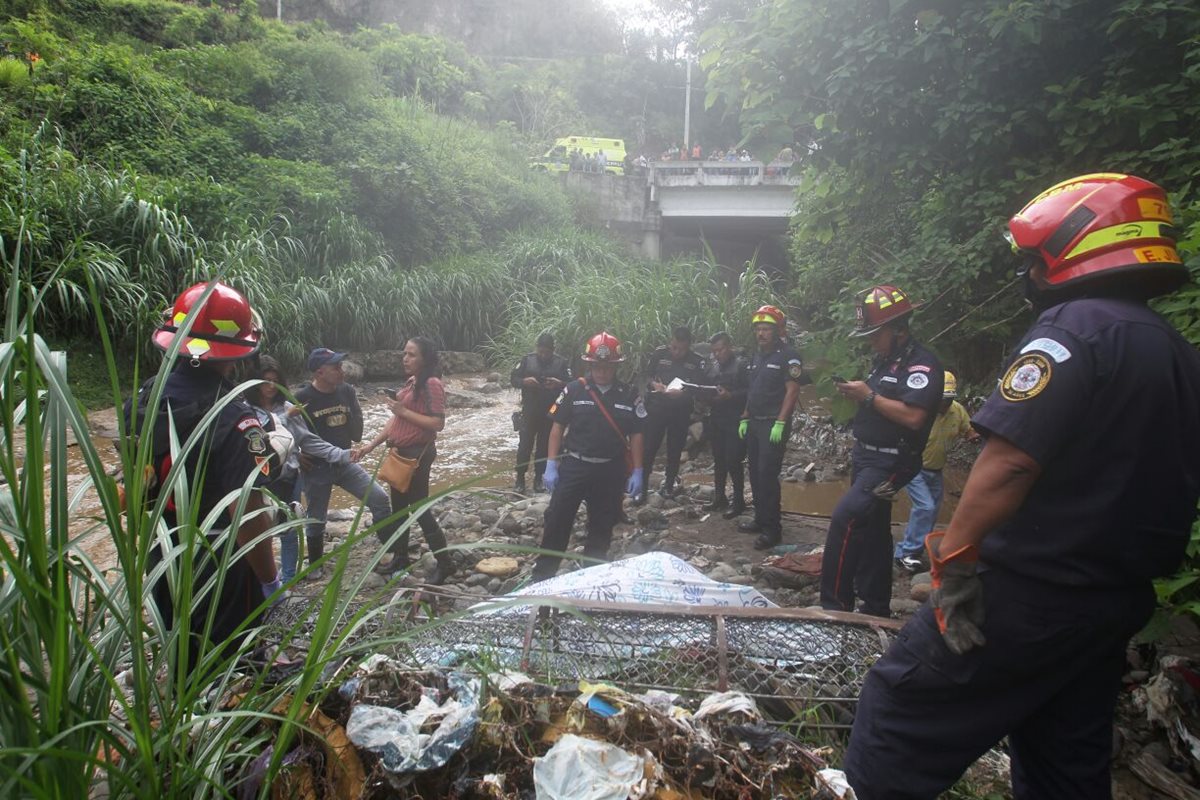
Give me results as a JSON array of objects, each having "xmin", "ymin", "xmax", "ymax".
[{"xmin": 862, "ymin": 390, "xmax": 877, "ymax": 408}]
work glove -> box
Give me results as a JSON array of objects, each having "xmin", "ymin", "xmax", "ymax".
[
  {"xmin": 769, "ymin": 420, "xmax": 786, "ymax": 445},
  {"xmin": 625, "ymin": 467, "xmax": 644, "ymax": 497},
  {"xmin": 261, "ymin": 577, "xmax": 288, "ymax": 608},
  {"xmin": 738, "ymin": 419, "xmax": 749, "ymax": 439},
  {"xmin": 544, "ymin": 459, "xmax": 560, "ymax": 493},
  {"xmin": 926, "ymin": 531, "xmax": 986, "ymax": 655}
]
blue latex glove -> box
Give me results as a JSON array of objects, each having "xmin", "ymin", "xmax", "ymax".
[
  {"xmin": 625, "ymin": 467, "xmax": 644, "ymax": 497},
  {"xmin": 738, "ymin": 419, "xmax": 749, "ymax": 439},
  {"xmin": 770, "ymin": 420, "xmax": 786, "ymax": 445},
  {"xmin": 544, "ymin": 459, "xmax": 560, "ymax": 492},
  {"xmin": 261, "ymin": 577, "xmax": 287, "ymax": 608}
]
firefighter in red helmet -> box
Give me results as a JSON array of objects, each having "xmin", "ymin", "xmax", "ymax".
[
  {"xmin": 822, "ymin": 285, "xmax": 944, "ymax": 617},
  {"xmin": 532, "ymin": 332, "xmax": 646, "ymax": 582},
  {"xmin": 127, "ymin": 280, "xmax": 285, "ymax": 667},
  {"xmin": 846, "ymin": 174, "xmax": 1200, "ymax": 798}
]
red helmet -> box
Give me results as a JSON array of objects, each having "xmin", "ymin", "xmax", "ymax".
[
  {"xmin": 751, "ymin": 304, "xmax": 786, "ymax": 333},
  {"xmin": 153, "ymin": 281, "xmax": 262, "ymax": 362},
  {"xmin": 1007, "ymin": 173, "xmax": 1186, "ymax": 292},
  {"xmin": 582, "ymin": 331, "xmax": 625, "ymax": 362},
  {"xmin": 851, "ymin": 285, "xmax": 915, "ymax": 337}
]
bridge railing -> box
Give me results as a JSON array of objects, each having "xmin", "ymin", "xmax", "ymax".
[{"xmin": 648, "ymin": 160, "xmax": 800, "ymax": 188}]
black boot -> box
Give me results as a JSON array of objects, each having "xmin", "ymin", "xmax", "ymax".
[
  {"xmin": 533, "ymin": 474, "xmax": 544, "ymax": 493},
  {"xmin": 514, "ymin": 474, "xmax": 527, "ymax": 493},
  {"xmin": 374, "ymin": 549, "xmax": 410, "ymax": 575},
  {"xmin": 426, "ymin": 555, "xmax": 456, "ymax": 586},
  {"xmin": 723, "ymin": 498, "xmax": 747, "ymax": 519}
]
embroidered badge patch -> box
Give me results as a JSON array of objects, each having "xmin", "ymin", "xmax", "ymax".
[
  {"xmin": 244, "ymin": 428, "xmax": 267, "ymax": 454},
  {"xmin": 1000, "ymin": 354, "xmax": 1052, "ymax": 401},
  {"xmin": 788, "ymin": 362, "xmax": 803, "ymax": 379},
  {"xmin": 635, "ymin": 398, "xmax": 648, "ymax": 418},
  {"xmin": 1020, "ymin": 337, "xmax": 1072, "ymax": 363},
  {"xmin": 906, "ymin": 372, "xmax": 929, "ymax": 389}
]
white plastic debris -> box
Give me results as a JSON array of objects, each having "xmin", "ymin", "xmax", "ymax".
[
  {"xmin": 694, "ymin": 691, "xmax": 761, "ymax": 722},
  {"xmin": 346, "ymin": 673, "xmax": 480, "ymax": 775},
  {"xmin": 814, "ymin": 768, "xmax": 858, "ymax": 799},
  {"xmin": 533, "ymin": 734, "xmax": 644, "ymax": 800}
]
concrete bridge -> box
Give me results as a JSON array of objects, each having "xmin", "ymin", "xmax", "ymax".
[{"xmin": 559, "ymin": 161, "xmax": 801, "ymax": 264}]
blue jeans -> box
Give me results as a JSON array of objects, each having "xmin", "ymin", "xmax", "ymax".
[
  {"xmin": 896, "ymin": 468, "xmax": 943, "ymax": 559},
  {"xmin": 303, "ymin": 460, "xmax": 397, "ymax": 566}
]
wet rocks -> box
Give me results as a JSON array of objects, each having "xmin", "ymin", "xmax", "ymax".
[{"xmin": 440, "ymin": 351, "xmax": 486, "ymax": 374}]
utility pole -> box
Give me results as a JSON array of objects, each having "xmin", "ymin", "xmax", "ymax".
[
  {"xmin": 683, "ymin": 59, "xmax": 692, "ymax": 152},
  {"xmin": 276, "ymin": 0, "xmax": 282, "ymax": 21}
]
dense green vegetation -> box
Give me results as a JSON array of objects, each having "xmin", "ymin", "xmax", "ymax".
[
  {"xmin": 702, "ymin": 0, "xmax": 1200, "ymax": 625},
  {"xmin": 703, "ymin": 0, "xmax": 1200, "ymax": 381}
]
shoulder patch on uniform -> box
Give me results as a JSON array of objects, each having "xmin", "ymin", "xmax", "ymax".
[
  {"xmin": 244, "ymin": 427, "xmax": 267, "ymax": 454},
  {"xmin": 788, "ymin": 363, "xmax": 803, "ymax": 379},
  {"xmin": 1000, "ymin": 354, "xmax": 1052, "ymax": 402},
  {"xmin": 255, "ymin": 456, "xmax": 272, "ymax": 476},
  {"xmin": 236, "ymin": 417, "xmax": 262, "ymax": 432},
  {"xmin": 906, "ymin": 372, "xmax": 929, "ymax": 389},
  {"xmin": 635, "ymin": 397, "xmax": 648, "ymax": 418},
  {"xmin": 1020, "ymin": 337, "xmax": 1072, "ymax": 363},
  {"xmin": 907, "ymin": 364, "xmax": 931, "ymax": 373}
]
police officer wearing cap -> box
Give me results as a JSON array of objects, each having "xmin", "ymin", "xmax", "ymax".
[
  {"xmin": 532, "ymin": 332, "xmax": 646, "ymax": 583},
  {"xmin": 736, "ymin": 305, "xmax": 804, "ymax": 550},
  {"xmin": 128, "ymin": 281, "xmax": 284, "ymax": 661},
  {"xmin": 846, "ymin": 174, "xmax": 1200, "ymax": 799},
  {"xmin": 295, "ymin": 346, "xmax": 400, "ymax": 579},
  {"xmin": 510, "ymin": 332, "xmax": 572, "ymax": 493},
  {"xmin": 640, "ymin": 326, "xmax": 707, "ymax": 499},
  {"xmin": 821, "ymin": 286, "xmax": 943, "ymax": 617}
]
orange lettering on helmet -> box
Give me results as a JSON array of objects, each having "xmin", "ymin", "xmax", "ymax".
[
  {"xmin": 1137, "ymin": 198, "xmax": 1173, "ymax": 222},
  {"xmin": 1134, "ymin": 246, "xmax": 1181, "ymax": 264}
]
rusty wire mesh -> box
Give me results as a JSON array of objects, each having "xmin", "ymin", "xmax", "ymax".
[{"xmin": 266, "ymin": 591, "xmax": 896, "ymax": 732}]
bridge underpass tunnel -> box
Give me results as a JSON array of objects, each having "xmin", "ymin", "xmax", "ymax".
[{"xmin": 662, "ymin": 218, "xmax": 792, "ymax": 282}]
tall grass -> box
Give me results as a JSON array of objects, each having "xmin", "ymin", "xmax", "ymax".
[{"xmin": 0, "ymin": 231, "xmax": 468, "ymax": 796}]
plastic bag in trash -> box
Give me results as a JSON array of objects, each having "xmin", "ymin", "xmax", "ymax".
[
  {"xmin": 694, "ymin": 691, "xmax": 761, "ymax": 722},
  {"xmin": 346, "ymin": 672, "xmax": 480, "ymax": 775},
  {"xmin": 814, "ymin": 768, "xmax": 859, "ymax": 799},
  {"xmin": 532, "ymin": 734, "xmax": 645, "ymax": 800}
]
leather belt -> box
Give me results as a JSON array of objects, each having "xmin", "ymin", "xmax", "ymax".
[{"xmin": 567, "ymin": 451, "xmax": 613, "ymax": 464}]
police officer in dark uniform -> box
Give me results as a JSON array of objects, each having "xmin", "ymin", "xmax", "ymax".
[
  {"xmin": 737, "ymin": 305, "xmax": 804, "ymax": 550},
  {"xmin": 845, "ymin": 174, "xmax": 1200, "ymax": 799},
  {"xmin": 704, "ymin": 331, "xmax": 749, "ymax": 517},
  {"xmin": 129, "ymin": 281, "xmax": 285, "ymax": 662},
  {"xmin": 532, "ymin": 332, "xmax": 645, "ymax": 583},
  {"xmin": 639, "ymin": 326, "xmax": 707, "ymax": 499},
  {"xmin": 821, "ymin": 285, "xmax": 943, "ymax": 617},
  {"xmin": 510, "ymin": 332, "xmax": 572, "ymax": 493}
]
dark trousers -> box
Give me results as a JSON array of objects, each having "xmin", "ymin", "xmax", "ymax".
[
  {"xmin": 515, "ymin": 406, "xmax": 552, "ymax": 478},
  {"xmin": 846, "ymin": 570, "xmax": 1155, "ymax": 799},
  {"xmin": 819, "ymin": 447, "xmax": 919, "ymax": 617},
  {"xmin": 532, "ymin": 456, "xmax": 625, "ymax": 582},
  {"xmin": 386, "ymin": 448, "xmax": 449, "ymax": 564},
  {"xmin": 746, "ymin": 418, "xmax": 789, "ymax": 537},
  {"xmin": 642, "ymin": 406, "xmax": 689, "ymax": 488},
  {"xmin": 708, "ymin": 415, "xmax": 745, "ymax": 501}
]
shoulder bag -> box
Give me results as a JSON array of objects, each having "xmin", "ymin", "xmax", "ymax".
[
  {"xmin": 378, "ymin": 442, "xmax": 429, "ymax": 493},
  {"xmin": 579, "ymin": 378, "xmax": 634, "ymax": 477}
]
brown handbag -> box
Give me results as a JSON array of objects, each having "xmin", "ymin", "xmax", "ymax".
[{"xmin": 377, "ymin": 443, "xmax": 428, "ymax": 493}]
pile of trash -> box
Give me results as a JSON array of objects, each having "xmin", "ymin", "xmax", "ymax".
[{"xmin": 243, "ymin": 655, "xmax": 849, "ymax": 799}]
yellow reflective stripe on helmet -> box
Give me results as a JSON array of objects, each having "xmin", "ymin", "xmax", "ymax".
[
  {"xmin": 1064, "ymin": 221, "xmax": 1174, "ymax": 260},
  {"xmin": 210, "ymin": 319, "xmax": 241, "ymax": 337},
  {"xmin": 751, "ymin": 313, "xmax": 775, "ymax": 324},
  {"xmin": 1026, "ymin": 172, "xmax": 1129, "ymax": 206},
  {"xmin": 185, "ymin": 338, "xmax": 211, "ymax": 356},
  {"xmin": 1132, "ymin": 245, "xmax": 1182, "ymax": 264}
]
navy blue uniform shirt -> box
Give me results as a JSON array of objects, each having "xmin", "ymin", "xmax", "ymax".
[
  {"xmin": 131, "ymin": 366, "xmax": 276, "ymax": 528},
  {"xmin": 707, "ymin": 354, "xmax": 749, "ymax": 421},
  {"xmin": 974, "ymin": 297, "xmax": 1200, "ymax": 588},
  {"xmin": 643, "ymin": 346, "xmax": 707, "ymax": 411},
  {"xmin": 550, "ymin": 378, "xmax": 646, "ymax": 460},
  {"xmin": 745, "ymin": 341, "xmax": 804, "ymax": 419},
  {"xmin": 852, "ymin": 339, "xmax": 943, "ymax": 454},
  {"xmin": 294, "ymin": 382, "xmax": 363, "ymax": 449},
  {"xmin": 510, "ymin": 353, "xmax": 573, "ymax": 411}
]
